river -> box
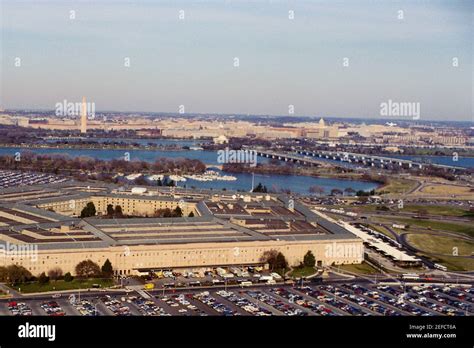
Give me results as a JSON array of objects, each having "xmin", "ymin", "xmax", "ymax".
[{"xmin": 0, "ymin": 146, "xmax": 379, "ymax": 195}]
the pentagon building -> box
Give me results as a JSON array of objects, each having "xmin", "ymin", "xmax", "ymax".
[{"xmin": 0, "ymin": 182, "xmax": 363, "ymax": 276}]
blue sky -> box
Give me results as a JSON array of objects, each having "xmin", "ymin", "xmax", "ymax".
[{"xmin": 0, "ymin": 0, "xmax": 472, "ymax": 121}]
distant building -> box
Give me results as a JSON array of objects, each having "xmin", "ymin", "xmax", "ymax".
[
  {"xmin": 383, "ymin": 146, "xmax": 402, "ymax": 153},
  {"xmin": 80, "ymin": 96, "xmax": 87, "ymax": 133},
  {"xmin": 430, "ymin": 136, "xmax": 466, "ymax": 146},
  {"xmin": 213, "ymin": 135, "xmax": 229, "ymax": 144},
  {"xmin": 17, "ymin": 117, "xmax": 29, "ymax": 127}
]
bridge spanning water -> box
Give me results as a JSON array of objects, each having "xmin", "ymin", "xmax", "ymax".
[{"xmin": 255, "ymin": 149, "xmax": 464, "ymax": 171}]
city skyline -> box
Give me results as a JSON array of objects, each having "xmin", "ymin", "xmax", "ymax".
[{"xmin": 1, "ymin": 0, "xmax": 472, "ymax": 121}]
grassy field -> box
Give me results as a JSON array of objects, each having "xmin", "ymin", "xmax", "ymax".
[
  {"xmin": 380, "ymin": 217, "xmax": 474, "ymax": 238},
  {"xmin": 289, "ymin": 266, "xmax": 317, "ymax": 278},
  {"xmin": 350, "ymin": 205, "xmax": 383, "ymax": 213},
  {"xmin": 406, "ymin": 234, "xmax": 474, "ymax": 256},
  {"xmin": 402, "ymin": 204, "xmax": 473, "ymax": 218},
  {"xmin": 377, "ymin": 178, "xmax": 418, "ymax": 194},
  {"xmin": 337, "ymin": 262, "xmax": 380, "ymax": 275},
  {"xmin": 419, "ymin": 184, "xmax": 473, "ymax": 196},
  {"xmin": 424, "ymin": 255, "xmax": 474, "ymax": 272},
  {"xmin": 406, "ymin": 233, "xmax": 474, "ymax": 271},
  {"xmin": 12, "ymin": 278, "xmax": 114, "ymax": 294}
]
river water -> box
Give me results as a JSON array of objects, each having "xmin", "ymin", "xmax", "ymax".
[{"xmin": 0, "ymin": 145, "xmax": 379, "ymax": 195}]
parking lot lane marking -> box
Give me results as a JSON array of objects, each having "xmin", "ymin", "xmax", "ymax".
[
  {"xmin": 318, "ymin": 287, "xmax": 383, "ymax": 316},
  {"xmin": 187, "ymin": 296, "xmax": 221, "ymax": 316},
  {"xmin": 239, "ymin": 291, "xmax": 285, "ymax": 316},
  {"xmin": 261, "ymin": 289, "xmax": 318, "ymax": 316},
  {"xmin": 291, "ymin": 288, "xmax": 348, "ymax": 316},
  {"xmin": 154, "ymin": 296, "xmax": 186, "ymax": 316},
  {"xmin": 212, "ymin": 291, "xmax": 251, "ymax": 316}
]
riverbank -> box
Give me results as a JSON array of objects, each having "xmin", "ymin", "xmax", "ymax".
[
  {"xmin": 0, "ymin": 142, "xmax": 189, "ymax": 152},
  {"xmin": 223, "ymin": 163, "xmax": 385, "ymax": 187},
  {"xmin": 0, "ymin": 146, "xmax": 380, "ymax": 194}
]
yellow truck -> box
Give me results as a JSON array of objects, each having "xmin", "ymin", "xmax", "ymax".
[{"xmin": 144, "ymin": 283, "xmax": 155, "ymax": 290}]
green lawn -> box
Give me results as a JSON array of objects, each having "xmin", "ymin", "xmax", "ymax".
[
  {"xmin": 337, "ymin": 262, "xmax": 380, "ymax": 275},
  {"xmin": 12, "ymin": 278, "xmax": 115, "ymax": 294},
  {"xmin": 377, "ymin": 178, "xmax": 418, "ymax": 194},
  {"xmin": 402, "ymin": 204, "xmax": 472, "ymax": 218},
  {"xmin": 405, "ymin": 233, "xmax": 474, "ymax": 271},
  {"xmin": 381, "ymin": 217, "xmax": 474, "ymax": 238},
  {"xmin": 423, "ymin": 255, "xmax": 474, "ymax": 272},
  {"xmin": 406, "ymin": 233, "xmax": 474, "ymax": 256},
  {"xmin": 289, "ymin": 266, "xmax": 317, "ymax": 278}
]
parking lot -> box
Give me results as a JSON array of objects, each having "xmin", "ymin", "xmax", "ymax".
[
  {"xmin": 143, "ymin": 265, "xmax": 282, "ymax": 290},
  {"xmin": 0, "ymin": 170, "xmax": 68, "ymax": 188},
  {"xmin": 1, "ymin": 282, "xmax": 472, "ymax": 316}
]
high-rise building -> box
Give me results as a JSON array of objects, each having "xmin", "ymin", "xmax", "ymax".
[{"xmin": 80, "ymin": 96, "xmax": 87, "ymax": 133}]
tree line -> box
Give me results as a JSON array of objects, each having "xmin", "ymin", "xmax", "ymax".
[
  {"xmin": 0, "ymin": 152, "xmax": 206, "ymax": 179},
  {"xmin": 0, "ymin": 259, "xmax": 114, "ymax": 285}
]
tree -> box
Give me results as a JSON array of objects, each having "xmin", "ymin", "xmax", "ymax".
[
  {"xmin": 0, "ymin": 266, "xmax": 7, "ymax": 282},
  {"xmin": 106, "ymin": 204, "xmax": 114, "ymax": 216},
  {"xmin": 80, "ymin": 202, "xmax": 96, "ymax": 218},
  {"xmin": 330, "ymin": 188, "xmax": 343, "ymax": 196},
  {"xmin": 48, "ymin": 267, "xmax": 63, "ymax": 280},
  {"xmin": 101, "ymin": 259, "xmax": 113, "ymax": 278},
  {"xmin": 188, "ymin": 211, "xmax": 195, "ymax": 217},
  {"xmin": 64, "ymin": 272, "xmax": 74, "ymax": 282},
  {"xmin": 344, "ymin": 187, "xmax": 356, "ymax": 196},
  {"xmin": 253, "ymin": 182, "xmax": 268, "ymax": 193},
  {"xmin": 260, "ymin": 250, "xmax": 287, "ymax": 271},
  {"xmin": 38, "ymin": 272, "xmax": 49, "ymax": 285},
  {"xmin": 309, "ymin": 185, "xmax": 325, "ymax": 196},
  {"xmin": 173, "ymin": 206, "xmax": 183, "ymax": 217},
  {"xmin": 303, "ymin": 251, "xmax": 316, "ymax": 267},
  {"xmin": 75, "ymin": 260, "xmax": 101, "ymax": 278},
  {"xmin": 259, "ymin": 250, "xmax": 278, "ymax": 270},
  {"xmin": 114, "ymin": 205, "xmax": 123, "ymax": 218},
  {"xmin": 3, "ymin": 265, "xmax": 32, "ymax": 284},
  {"xmin": 275, "ymin": 252, "xmax": 288, "ymax": 270}
]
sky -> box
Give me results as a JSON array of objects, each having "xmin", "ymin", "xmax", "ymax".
[{"xmin": 0, "ymin": 0, "xmax": 472, "ymax": 121}]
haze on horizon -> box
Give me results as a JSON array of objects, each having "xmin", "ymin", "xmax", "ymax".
[{"xmin": 0, "ymin": 0, "xmax": 472, "ymax": 122}]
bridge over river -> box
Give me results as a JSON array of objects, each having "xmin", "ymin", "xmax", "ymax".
[{"xmin": 254, "ymin": 149, "xmax": 464, "ymax": 171}]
